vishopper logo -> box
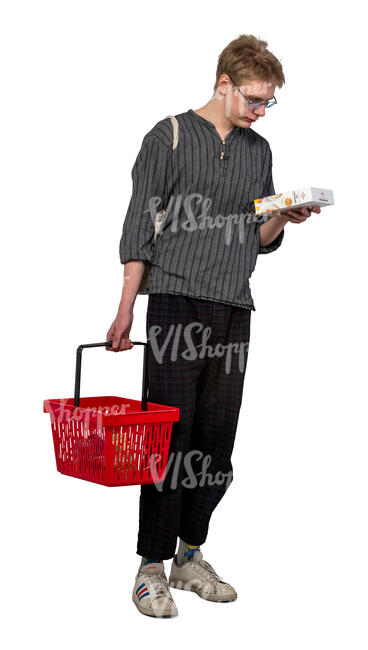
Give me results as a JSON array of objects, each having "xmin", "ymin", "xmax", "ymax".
[
  {"xmin": 145, "ymin": 449, "xmax": 234, "ymax": 492},
  {"xmin": 143, "ymin": 193, "xmax": 266, "ymax": 246},
  {"xmin": 48, "ymin": 400, "xmax": 132, "ymax": 425},
  {"xmin": 148, "ymin": 322, "xmax": 249, "ymax": 374}
]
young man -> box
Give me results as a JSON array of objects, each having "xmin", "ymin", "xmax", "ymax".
[{"xmin": 107, "ymin": 34, "xmax": 320, "ymax": 618}]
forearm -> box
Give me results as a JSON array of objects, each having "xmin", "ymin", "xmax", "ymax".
[
  {"xmin": 118, "ymin": 260, "xmax": 146, "ymax": 314},
  {"xmin": 259, "ymin": 214, "xmax": 288, "ymax": 247}
]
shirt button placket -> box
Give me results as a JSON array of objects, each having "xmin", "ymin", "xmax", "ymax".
[{"xmin": 219, "ymin": 138, "xmax": 227, "ymax": 176}]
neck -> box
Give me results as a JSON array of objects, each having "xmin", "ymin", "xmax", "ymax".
[{"xmin": 193, "ymin": 96, "xmax": 235, "ymax": 133}]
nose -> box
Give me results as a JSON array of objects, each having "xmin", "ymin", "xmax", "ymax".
[{"xmin": 254, "ymin": 105, "xmax": 266, "ymax": 117}]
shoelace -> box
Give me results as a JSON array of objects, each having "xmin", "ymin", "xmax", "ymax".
[
  {"xmin": 142, "ymin": 571, "xmax": 173, "ymax": 601},
  {"xmin": 192, "ymin": 558, "xmax": 227, "ymax": 584}
]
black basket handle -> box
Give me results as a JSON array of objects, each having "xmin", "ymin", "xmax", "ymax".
[{"xmin": 74, "ymin": 340, "xmax": 149, "ymax": 410}]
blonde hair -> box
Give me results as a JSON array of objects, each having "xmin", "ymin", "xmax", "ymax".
[{"xmin": 214, "ymin": 34, "xmax": 285, "ymax": 92}]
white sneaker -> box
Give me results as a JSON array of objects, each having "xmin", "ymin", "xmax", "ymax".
[
  {"xmin": 169, "ymin": 550, "xmax": 237, "ymax": 602},
  {"xmin": 132, "ymin": 561, "xmax": 178, "ymax": 618}
]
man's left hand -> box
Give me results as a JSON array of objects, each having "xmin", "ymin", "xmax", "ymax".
[{"xmin": 281, "ymin": 205, "xmax": 321, "ymax": 223}]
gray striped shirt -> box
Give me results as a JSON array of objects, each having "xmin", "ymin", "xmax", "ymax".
[{"xmin": 119, "ymin": 108, "xmax": 284, "ymax": 311}]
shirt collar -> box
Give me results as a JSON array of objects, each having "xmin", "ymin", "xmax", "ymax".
[{"xmin": 188, "ymin": 108, "xmax": 241, "ymax": 143}]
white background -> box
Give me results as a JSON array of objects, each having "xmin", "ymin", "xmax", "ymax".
[{"xmin": 1, "ymin": 1, "xmax": 367, "ymax": 648}]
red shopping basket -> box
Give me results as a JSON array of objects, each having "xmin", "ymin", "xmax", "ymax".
[{"xmin": 43, "ymin": 340, "xmax": 180, "ymax": 487}]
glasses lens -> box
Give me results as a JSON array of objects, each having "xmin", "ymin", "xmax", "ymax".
[{"xmin": 248, "ymin": 98, "xmax": 276, "ymax": 108}]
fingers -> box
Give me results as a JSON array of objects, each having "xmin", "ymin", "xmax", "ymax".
[
  {"xmin": 112, "ymin": 330, "xmax": 123, "ymax": 351},
  {"xmin": 283, "ymin": 210, "xmax": 305, "ymax": 221},
  {"xmin": 297, "ymin": 206, "xmax": 312, "ymax": 217},
  {"xmin": 105, "ymin": 327, "xmax": 114, "ymax": 350},
  {"xmin": 284, "ymin": 206, "xmax": 312, "ymax": 223},
  {"xmin": 105, "ymin": 324, "xmax": 124, "ymax": 351},
  {"xmin": 287, "ymin": 216, "xmax": 304, "ymax": 223},
  {"xmin": 117, "ymin": 338, "xmax": 134, "ymax": 352},
  {"xmin": 110, "ymin": 329, "xmax": 134, "ymax": 352},
  {"xmin": 106, "ymin": 313, "xmax": 135, "ymax": 352}
]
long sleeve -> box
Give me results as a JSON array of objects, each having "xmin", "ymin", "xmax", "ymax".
[
  {"xmin": 258, "ymin": 145, "xmax": 285, "ymax": 254},
  {"xmin": 119, "ymin": 134, "xmax": 169, "ymax": 264}
]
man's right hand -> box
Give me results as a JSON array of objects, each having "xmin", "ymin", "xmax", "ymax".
[{"xmin": 106, "ymin": 309, "xmax": 134, "ymax": 352}]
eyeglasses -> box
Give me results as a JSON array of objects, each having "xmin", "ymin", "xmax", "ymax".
[{"xmin": 227, "ymin": 74, "xmax": 277, "ymax": 109}]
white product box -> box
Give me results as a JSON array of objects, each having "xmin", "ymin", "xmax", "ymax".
[{"xmin": 254, "ymin": 186, "xmax": 335, "ymax": 216}]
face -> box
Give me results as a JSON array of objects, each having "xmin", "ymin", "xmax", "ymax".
[{"xmin": 219, "ymin": 75, "xmax": 276, "ymax": 127}]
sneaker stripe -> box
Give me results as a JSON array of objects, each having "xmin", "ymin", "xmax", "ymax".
[
  {"xmin": 137, "ymin": 586, "xmax": 146, "ymax": 595},
  {"xmin": 137, "ymin": 585, "xmax": 150, "ymax": 599},
  {"xmin": 139, "ymin": 591, "xmax": 150, "ymax": 601},
  {"xmin": 136, "ymin": 582, "xmax": 145, "ymax": 595}
]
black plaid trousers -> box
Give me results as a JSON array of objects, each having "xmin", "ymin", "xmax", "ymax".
[{"xmin": 137, "ymin": 293, "xmax": 251, "ymax": 560}]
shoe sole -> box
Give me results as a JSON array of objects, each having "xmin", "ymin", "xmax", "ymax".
[
  {"xmin": 169, "ymin": 579, "xmax": 237, "ymax": 602},
  {"xmin": 132, "ymin": 592, "xmax": 178, "ymax": 618}
]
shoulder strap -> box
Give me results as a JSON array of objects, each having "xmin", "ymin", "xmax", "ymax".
[{"xmin": 164, "ymin": 115, "xmax": 179, "ymax": 150}]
